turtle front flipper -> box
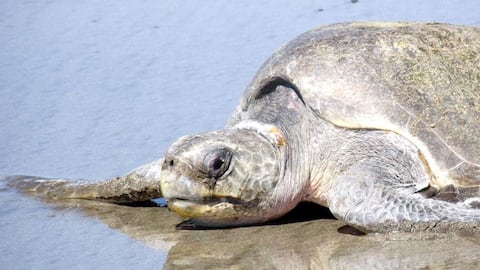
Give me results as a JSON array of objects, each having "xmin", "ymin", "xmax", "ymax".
[
  {"xmin": 7, "ymin": 159, "xmax": 164, "ymax": 204},
  {"xmin": 327, "ymin": 164, "xmax": 480, "ymax": 233}
]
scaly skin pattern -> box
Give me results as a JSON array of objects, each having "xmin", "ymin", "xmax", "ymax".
[
  {"xmin": 321, "ymin": 129, "xmax": 480, "ymax": 232},
  {"xmin": 160, "ymin": 89, "xmax": 306, "ymax": 227},
  {"xmin": 7, "ymin": 22, "xmax": 480, "ymax": 232},
  {"xmin": 161, "ymin": 83, "xmax": 480, "ymax": 231},
  {"xmin": 8, "ymin": 159, "xmax": 164, "ymax": 203}
]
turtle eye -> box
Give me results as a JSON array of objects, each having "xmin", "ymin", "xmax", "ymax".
[
  {"xmin": 203, "ymin": 148, "xmax": 232, "ymax": 179},
  {"xmin": 210, "ymin": 157, "xmax": 224, "ymax": 172}
]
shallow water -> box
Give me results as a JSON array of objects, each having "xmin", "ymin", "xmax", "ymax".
[{"xmin": 1, "ymin": 1, "xmax": 480, "ymax": 269}]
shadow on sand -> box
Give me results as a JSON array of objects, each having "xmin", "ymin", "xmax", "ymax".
[{"xmin": 41, "ymin": 198, "xmax": 480, "ymax": 269}]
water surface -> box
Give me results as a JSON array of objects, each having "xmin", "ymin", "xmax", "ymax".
[{"xmin": 1, "ymin": 1, "xmax": 479, "ymax": 269}]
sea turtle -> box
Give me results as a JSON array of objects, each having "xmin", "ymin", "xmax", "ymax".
[{"xmin": 9, "ymin": 22, "xmax": 480, "ymax": 232}]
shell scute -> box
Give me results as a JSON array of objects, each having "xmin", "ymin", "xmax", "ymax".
[{"xmin": 241, "ymin": 22, "xmax": 480, "ymax": 186}]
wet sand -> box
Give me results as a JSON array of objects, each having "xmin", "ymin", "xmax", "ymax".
[
  {"xmin": 2, "ymin": 1, "xmax": 480, "ymax": 269},
  {"xmin": 52, "ymin": 199, "xmax": 480, "ymax": 269}
]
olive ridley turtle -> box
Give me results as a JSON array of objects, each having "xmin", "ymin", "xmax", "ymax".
[{"xmin": 9, "ymin": 22, "xmax": 480, "ymax": 232}]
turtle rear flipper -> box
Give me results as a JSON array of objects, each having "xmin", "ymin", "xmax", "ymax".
[
  {"xmin": 433, "ymin": 184, "xmax": 480, "ymax": 209},
  {"xmin": 7, "ymin": 159, "xmax": 164, "ymax": 204}
]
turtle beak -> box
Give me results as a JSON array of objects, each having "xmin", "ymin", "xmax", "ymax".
[
  {"xmin": 160, "ymin": 168, "xmax": 211, "ymax": 201},
  {"xmin": 160, "ymin": 164, "xmax": 264, "ymax": 227},
  {"xmin": 168, "ymin": 198, "xmax": 241, "ymax": 218}
]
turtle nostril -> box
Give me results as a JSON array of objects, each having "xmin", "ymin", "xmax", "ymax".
[{"xmin": 162, "ymin": 158, "xmax": 175, "ymax": 170}]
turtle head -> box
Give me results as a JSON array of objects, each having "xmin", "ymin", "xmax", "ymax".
[{"xmin": 160, "ymin": 123, "xmax": 297, "ymax": 227}]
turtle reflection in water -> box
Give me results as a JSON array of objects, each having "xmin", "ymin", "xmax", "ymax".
[{"xmin": 9, "ymin": 22, "xmax": 480, "ymax": 233}]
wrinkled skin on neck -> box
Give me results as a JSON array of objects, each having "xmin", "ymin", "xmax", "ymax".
[{"xmin": 160, "ymin": 86, "xmax": 313, "ymax": 227}]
